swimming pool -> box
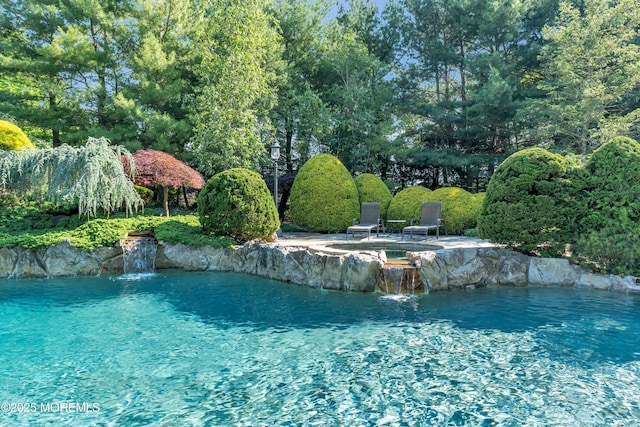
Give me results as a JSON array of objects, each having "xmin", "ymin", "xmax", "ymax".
[{"xmin": 1, "ymin": 272, "xmax": 639, "ymax": 425}]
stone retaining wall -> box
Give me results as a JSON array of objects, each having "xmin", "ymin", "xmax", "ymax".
[
  {"xmin": 408, "ymin": 248, "xmax": 640, "ymax": 293},
  {"xmin": 0, "ymin": 240, "xmax": 639, "ymax": 293}
]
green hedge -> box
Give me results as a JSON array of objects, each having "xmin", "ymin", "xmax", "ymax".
[
  {"xmin": 0, "ymin": 120, "xmax": 34, "ymax": 151},
  {"xmin": 387, "ymin": 186, "xmax": 432, "ymax": 222},
  {"xmin": 571, "ymin": 137, "xmax": 640, "ymax": 275},
  {"xmin": 354, "ymin": 173, "xmax": 393, "ymax": 220},
  {"xmin": 478, "ymin": 147, "xmax": 577, "ymax": 256},
  {"xmin": 198, "ymin": 168, "xmax": 279, "ymax": 242},
  {"xmin": 425, "ymin": 187, "xmax": 479, "ymax": 234},
  {"xmin": 289, "ymin": 154, "xmax": 360, "ymax": 232}
]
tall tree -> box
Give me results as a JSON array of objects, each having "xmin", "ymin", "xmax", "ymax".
[
  {"xmin": 0, "ymin": 0, "xmax": 78, "ymax": 146},
  {"xmin": 114, "ymin": 0, "xmax": 202, "ymax": 154},
  {"xmin": 0, "ymin": 0, "xmax": 200, "ymax": 154},
  {"xmin": 269, "ymin": 0, "xmax": 333, "ymax": 172},
  {"xmin": 388, "ymin": 0, "xmax": 549, "ymax": 190},
  {"xmin": 311, "ymin": 3, "xmax": 396, "ymax": 176},
  {"xmin": 189, "ymin": 0, "xmax": 282, "ymax": 177},
  {"xmin": 531, "ymin": 0, "xmax": 640, "ymax": 153}
]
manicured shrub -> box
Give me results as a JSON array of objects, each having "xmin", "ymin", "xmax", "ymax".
[
  {"xmin": 197, "ymin": 168, "xmax": 279, "ymax": 242},
  {"xmin": 387, "ymin": 186, "xmax": 432, "ymax": 222},
  {"xmin": 134, "ymin": 185, "xmax": 154, "ymax": 205},
  {"xmin": 289, "ymin": 154, "xmax": 360, "ymax": 232},
  {"xmin": 425, "ymin": 187, "xmax": 478, "ymax": 234},
  {"xmin": 0, "ymin": 120, "xmax": 34, "ymax": 150},
  {"xmin": 478, "ymin": 147, "xmax": 577, "ymax": 256},
  {"xmin": 571, "ymin": 137, "xmax": 640, "ymax": 275},
  {"xmin": 354, "ymin": 173, "xmax": 393, "ymax": 220}
]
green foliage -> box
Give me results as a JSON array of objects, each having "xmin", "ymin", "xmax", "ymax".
[
  {"xmin": 469, "ymin": 192, "xmax": 485, "ymax": 225},
  {"xmin": 0, "ymin": 0, "xmax": 199, "ymax": 150},
  {"xmin": 478, "ymin": 148, "xmax": 577, "ymax": 256},
  {"xmin": 0, "ymin": 202, "xmax": 234, "ymax": 251},
  {"xmin": 134, "ymin": 185, "xmax": 155, "ymax": 205},
  {"xmin": 571, "ymin": 137, "xmax": 640, "ymax": 275},
  {"xmin": 425, "ymin": 187, "xmax": 478, "ymax": 234},
  {"xmin": 189, "ymin": 0, "xmax": 281, "ymax": 176},
  {"xmin": 533, "ymin": 0, "xmax": 640, "ymax": 152},
  {"xmin": 288, "ymin": 154, "xmax": 360, "ymax": 232},
  {"xmin": 354, "ymin": 173, "xmax": 393, "ymax": 220},
  {"xmin": 572, "ymin": 229, "xmax": 640, "ymax": 276},
  {"xmin": 0, "ymin": 137, "xmax": 143, "ymax": 217},
  {"xmin": 387, "ymin": 186, "xmax": 431, "ymax": 222},
  {"xmin": 198, "ymin": 168, "xmax": 279, "ymax": 242},
  {"xmin": 0, "ymin": 120, "xmax": 34, "ymax": 150}
]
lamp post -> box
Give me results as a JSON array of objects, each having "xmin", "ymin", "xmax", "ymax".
[{"xmin": 270, "ymin": 142, "xmax": 282, "ymax": 236}]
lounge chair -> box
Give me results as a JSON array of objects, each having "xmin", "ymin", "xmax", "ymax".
[
  {"xmin": 402, "ymin": 202, "xmax": 444, "ymax": 240},
  {"xmin": 347, "ymin": 202, "xmax": 383, "ymax": 240}
]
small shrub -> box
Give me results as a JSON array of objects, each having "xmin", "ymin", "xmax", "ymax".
[
  {"xmin": 289, "ymin": 154, "xmax": 360, "ymax": 232},
  {"xmin": 354, "ymin": 173, "xmax": 393, "ymax": 220},
  {"xmin": 387, "ymin": 186, "xmax": 432, "ymax": 222},
  {"xmin": 197, "ymin": 168, "xmax": 279, "ymax": 242},
  {"xmin": 478, "ymin": 147, "xmax": 577, "ymax": 256},
  {"xmin": 572, "ymin": 137, "xmax": 640, "ymax": 275},
  {"xmin": 135, "ymin": 185, "xmax": 155, "ymax": 205},
  {"xmin": 0, "ymin": 120, "xmax": 34, "ymax": 151},
  {"xmin": 425, "ymin": 187, "xmax": 476, "ymax": 234}
]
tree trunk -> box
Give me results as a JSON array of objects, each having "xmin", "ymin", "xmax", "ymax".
[
  {"xmin": 162, "ymin": 186, "xmax": 170, "ymax": 217},
  {"xmin": 49, "ymin": 93, "xmax": 61, "ymax": 147}
]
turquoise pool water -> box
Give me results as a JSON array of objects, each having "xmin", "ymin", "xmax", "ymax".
[{"xmin": 1, "ymin": 272, "xmax": 639, "ymax": 426}]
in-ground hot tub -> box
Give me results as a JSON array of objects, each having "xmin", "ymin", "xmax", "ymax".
[
  {"xmin": 326, "ymin": 241, "xmax": 441, "ymax": 257},
  {"xmin": 326, "ymin": 242, "xmax": 441, "ymax": 293}
]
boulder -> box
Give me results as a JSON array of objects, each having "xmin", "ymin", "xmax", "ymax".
[
  {"xmin": 528, "ymin": 257, "xmax": 577, "ymax": 287},
  {"xmin": 0, "ymin": 247, "xmax": 17, "ymax": 277},
  {"xmin": 44, "ymin": 240, "xmax": 101, "ymax": 276},
  {"xmin": 495, "ymin": 251, "xmax": 529, "ymax": 287},
  {"xmin": 12, "ymin": 249, "xmax": 46, "ymax": 278}
]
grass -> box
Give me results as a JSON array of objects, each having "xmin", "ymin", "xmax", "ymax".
[{"xmin": 0, "ymin": 202, "xmax": 235, "ymax": 251}]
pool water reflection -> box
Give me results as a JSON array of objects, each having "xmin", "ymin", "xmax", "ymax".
[{"xmin": 0, "ymin": 272, "xmax": 639, "ymax": 425}]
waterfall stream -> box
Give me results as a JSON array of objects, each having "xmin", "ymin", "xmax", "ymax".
[{"xmin": 120, "ymin": 235, "xmax": 158, "ymax": 275}]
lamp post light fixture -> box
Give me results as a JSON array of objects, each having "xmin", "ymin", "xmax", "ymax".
[
  {"xmin": 270, "ymin": 142, "xmax": 282, "ymax": 237},
  {"xmin": 270, "ymin": 142, "xmax": 280, "ymax": 208}
]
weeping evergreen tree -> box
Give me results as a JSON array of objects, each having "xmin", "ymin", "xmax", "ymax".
[{"xmin": 0, "ymin": 137, "xmax": 143, "ymax": 216}]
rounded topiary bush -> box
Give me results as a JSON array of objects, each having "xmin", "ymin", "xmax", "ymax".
[
  {"xmin": 289, "ymin": 154, "xmax": 360, "ymax": 232},
  {"xmin": 134, "ymin": 185, "xmax": 154, "ymax": 205},
  {"xmin": 0, "ymin": 120, "xmax": 34, "ymax": 151},
  {"xmin": 387, "ymin": 186, "xmax": 432, "ymax": 222},
  {"xmin": 354, "ymin": 173, "xmax": 393, "ymax": 220},
  {"xmin": 469, "ymin": 192, "xmax": 485, "ymax": 221},
  {"xmin": 425, "ymin": 187, "xmax": 476, "ymax": 234},
  {"xmin": 197, "ymin": 168, "xmax": 279, "ymax": 242},
  {"xmin": 478, "ymin": 147, "xmax": 577, "ymax": 256},
  {"xmin": 571, "ymin": 136, "xmax": 640, "ymax": 275}
]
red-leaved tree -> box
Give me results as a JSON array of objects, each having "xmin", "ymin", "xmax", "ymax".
[{"xmin": 123, "ymin": 149, "xmax": 204, "ymax": 216}]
